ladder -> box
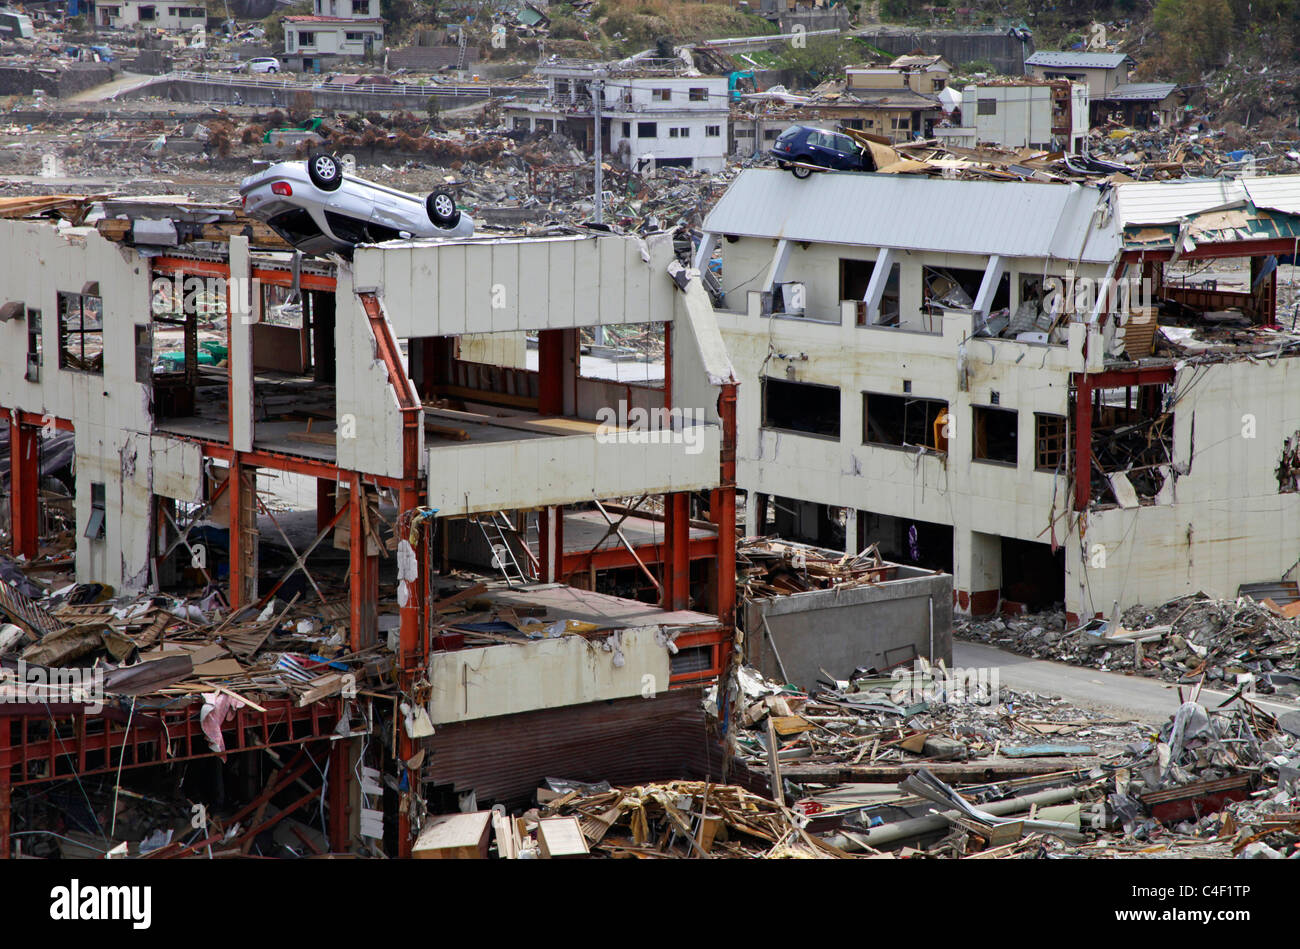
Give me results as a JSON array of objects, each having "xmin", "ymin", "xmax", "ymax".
[
  {"xmin": 455, "ymin": 25, "xmax": 467, "ymax": 71},
  {"xmin": 477, "ymin": 511, "xmax": 529, "ymax": 585}
]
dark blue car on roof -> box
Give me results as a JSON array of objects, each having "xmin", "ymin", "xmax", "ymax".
[{"xmin": 771, "ymin": 125, "xmax": 873, "ymax": 178}]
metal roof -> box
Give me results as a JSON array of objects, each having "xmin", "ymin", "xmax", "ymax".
[
  {"xmin": 1101, "ymin": 82, "xmax": 1178, "ymax": 101},
  {"xmin": 702, "ymin": 168, "xmax": 1120, "ymax": 263},
  {"xmin": 1114, "ymin": 176, "xmax": 1300, "ymax": 226},
  {"xmin": 1243, "ymin": 176, "xmax": 1300, "ymax": 216},
  {"xmin": 1025, "ymin": 50, "xmax": 1132, "ymax": 69},
  {"xmin": 1114, "ymin": 178, "xmax": 1248, "ymax": 227}
]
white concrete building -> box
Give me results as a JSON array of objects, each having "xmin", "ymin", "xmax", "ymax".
[
  {"xmin": 284, "ymin": 0, "xmax": 384, "ymax": 67},
  {"xmin": 696, "ymin": 169, "xmax": 1300, "ymax": 623},
  {"xmin": 502, "ymin": 60, "xmax": 730, "ymax": 172},
  {"xmin": 95, "ymin": 0, "xmax": 206, "ymax": 31},
  {"xmin": 936, "ymin": 80, "xmax": 1089, "ymax": 153}
]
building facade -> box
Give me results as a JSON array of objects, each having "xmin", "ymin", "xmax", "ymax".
[
  {"xmin": 502, "ymin": 60, "xmax": 730, "ymax": 172},
  {"xmin": 695, "ymin": 169, "xmax": 1300, "ymax": 623}
]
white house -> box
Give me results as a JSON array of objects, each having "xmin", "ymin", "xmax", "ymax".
[
  {"xmin": 283, "ymin": 0, "xmax": 384, "ymax": 68},
  {"xmin": 936, "ymin": 80, "xmax": 1089, "ymax": 153},
  {"xmin": 502, "ymin": 60, "xmax": 730, "ymax": 172},
  {"xmin": 95, "ymin": 0, "xmax": 206, "ymax": 31}
]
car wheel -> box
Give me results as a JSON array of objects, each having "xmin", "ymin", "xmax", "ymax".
[
  {"xmin": 267, "ymin": 66, "xmax": 278, "ymax": 73},
  {"xmin": 791, "ymin": 159, "xmax": 814, "ymax": 179},
  {"xmin": 426, "ymin": 189, "xmax": 460, "ymax": 229},
  {"xmin": 307, "ymin": 153, "xmax": 343, "ymax": 191}
]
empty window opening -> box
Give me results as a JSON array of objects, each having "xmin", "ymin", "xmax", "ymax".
[
  {"xmin": 1086, "ymin": 383, "xmax": 1173, "ymax": 503},
  {"xmin": 1001, "ymin": 538, "xmax": 1065, "ymax": 611},
  {"xmin": 841, "ymin": 258, "xmax": 901, "ymax": 326},
  {"xmin": 923, "ymin": 266, "xmax": 1007, "ymax": 314},
  {"xmin": 973, "ymin": 406, "xmax": 1018, "ymax": 465},
  {"xmin": 57, "ymin": 291, "xmax": 103, "ymax": 374},
  {"xmin": 85, "ymin": 482, "xmax": 106, "ymax": 540},
  {"xmin": 772, "ymin": 497, "xmax": 847, "ymax": 549},
  {"xmin": 1035, "ymin": 413, "xmax": 1067, "ymax": 471},
  {"xmin": 637, "ymin": 122, "xmax": 657, "ymax": 138},
  {"xmin": 763, "ymin": 378, "xmax": 840, "ymax": 438},
  {"xmin": 858, "ymin": 510, "xmax": 953, "ymax": 572},
  {"xmin": 863, "ymin": 392, "xmax": 948, "ymax": 452},
  {"xmin": 25, "ymin": 307, "xmax": 41, "ymax": 382}
]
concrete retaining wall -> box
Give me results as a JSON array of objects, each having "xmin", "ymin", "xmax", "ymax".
[
  {"xmin": 745, "ymin": 566, "xmax": 953, "ymax": 690},
  {"xmin": 857, "ymin": 29, "xmax": 1032, "ymax": 74}
]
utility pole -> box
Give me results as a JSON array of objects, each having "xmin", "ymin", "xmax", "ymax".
[{"xmin": 592, "ymin": 74, "xmax": 605, "ymax": 225}]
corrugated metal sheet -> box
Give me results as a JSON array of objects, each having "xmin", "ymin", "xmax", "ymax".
[
  {"xmin": 1115, "ymin": 177, "xmax": 1247, "ymax": 227},
  {"xmin": 419, "ymin": 687, "xmax": 751, "ymax": 807},
  {"xmin": 703, "ymin": 169, "xmax": 1119, "ymax": 263},
  {"xmin": 1244, "ymin": 176, "xmax": 1300, "ymax": 216}
]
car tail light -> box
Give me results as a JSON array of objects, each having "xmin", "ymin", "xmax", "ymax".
[{"xmin": 271, "ymin": 181, "xmax": 293, "ymax": 196}]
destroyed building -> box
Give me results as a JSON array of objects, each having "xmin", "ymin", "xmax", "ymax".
[
  {"xmin": 698, "ymin": 168, "xmax": 1300, "ymax": 624},
  {"xmin": 501, "ymin": 59, "xmax": 731, "ymax": 172},
  {"xmin": 0, "ymin": 196, "xmax": 740, "ymax": 856},
  {"xmin": 935, "ymin": 78, "xmax": 1089, "ymax": 154}
]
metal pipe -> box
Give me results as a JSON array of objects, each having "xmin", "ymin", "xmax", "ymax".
[{"xmin": 825, "ymin": 784, "xmax": 1084, "ymax": 851}]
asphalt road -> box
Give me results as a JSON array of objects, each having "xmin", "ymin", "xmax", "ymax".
[{"xmin": 954, "ymin": 640, "xmax": 1299, "ymax": 724}]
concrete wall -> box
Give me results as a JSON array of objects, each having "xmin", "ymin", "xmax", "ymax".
[
  {"xmin": 857, "ymin": 30, "xmax": 1032, "ymax": 75},
  {"xmin": 1068, "ymin": 358, "xmax": 1300, "ymax": 618},
  {"xmin": 745, "ymin": 566, "xmax": 953, "ymax": 690},
  {"xmin": 427, "ymin": 624, "xmax": 672, "ymax": 724},
  {"xmin": 0, "ymin": 222, "xmax": 155, "ymax": 591}
]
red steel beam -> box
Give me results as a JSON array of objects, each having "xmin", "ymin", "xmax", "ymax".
[
  {"xmin": 559, "ymin": 535, "xmax": 716, "ymax": 575},
  {"xmin": 150, "ymin": 257, "xmax": 337, "ymax": 293},
  {"xmin": 1121, "ymin": 238, "xmax": 1300, "ymax": 263},
  {"xmin": 537, "ymin": 329, "xmax": 564, "ymax": 415},
  {"xmin": 13, "ymin": 410, "xmax": 73, "ymax": 432},
  {"xmin": 7, "ymin": 418, "xmax": 39, "ymax": 560}
]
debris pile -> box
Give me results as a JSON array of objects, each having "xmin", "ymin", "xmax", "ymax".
[
  {"xmin": 738, "ymin": 538, "xmax": 892, "ymax": 597},
  {"xmin": 959, "ymin": 593, "xmax": 1300, "ymax": 688},
  {"xmin": 528, "ymin": 778, "xmax": 845, "ymax": 858}
]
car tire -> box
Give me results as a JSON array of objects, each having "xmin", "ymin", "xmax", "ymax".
[
  {"xmin": 426, "ymin": 189, "xmax": 460, "ymax": 229},
  {"xmin": 791, "ymin": 161, "xmax": 813, "ymax": 179},
  {"xmin": 267, "ymin": 66, "xmax": 278, "ymax": 73},
  {"xmin": 307, "ymin": 153, "xmax": 343, "ymax": 191}
]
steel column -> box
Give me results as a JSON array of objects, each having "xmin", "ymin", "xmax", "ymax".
[{"xmin": 7, "ymin": 418, "xmax": 38, "ymax": 560}]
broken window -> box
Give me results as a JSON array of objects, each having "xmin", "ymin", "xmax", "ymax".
[
  {"xmin": 1034, "ymin": 413, "xmax": 1067, "ymax": 471},
  {"xmin": 85, "ymin": 482, "xmax": 106, "ymax": 540},
  {"xmin": 654, "ymin": 88, "xmax": 672, "ymax": 101},
  {"xmin": 706, "ymin": 125, "xmax": 720, "ymax": 137},
  {"xmin": 57, "ymin": 290, "xmax": 103, "ymax": 375},
  {"xmin": 978, "ymin": 98, "xmax": 997, "ymax": 115},
  {"xmin": 298, "ymin": 30, "xmax": 316, "ymax": 46},
  {"xmin": 1087, "ymin": 384, "xmax": 1174, "ymax": 502},
  {"xmin": 863, "ymin": 393, "xmax": 949, "ymax": 452},
  {"xmin": 25, "ymin": 307, "xmax": 41, "ymax": 382},
  {"xmin": 973, "ymin": 406, "xmax": 1018, "ymax": 465},
  {"xmin": 762, "ymin": 378, "xmax": 840, "ymax": 438},
  {"xmin": 621, "ymin": 121, "xmax": 630, "ymax": 137},
  {"xmin": 637, "ymin": 122, "xmax": 657, "ymax": 138},
  {"xmin": 689, "ymin": 87, "xmax": 707, "ymax": 101}
]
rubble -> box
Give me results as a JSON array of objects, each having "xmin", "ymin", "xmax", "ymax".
[{"xmin": 959, "ymin": 593, "xmax": 1300, "ymax": 688}]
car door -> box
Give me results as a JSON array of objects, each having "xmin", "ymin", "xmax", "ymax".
[{"xmin": 804, "ymin": 131, "xmax": 832, "ymax": 167}]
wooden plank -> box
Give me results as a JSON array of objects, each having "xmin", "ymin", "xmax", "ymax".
[{"xmin": 413, "ymin": 811, "xmax": 493, "ymax": 859}]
